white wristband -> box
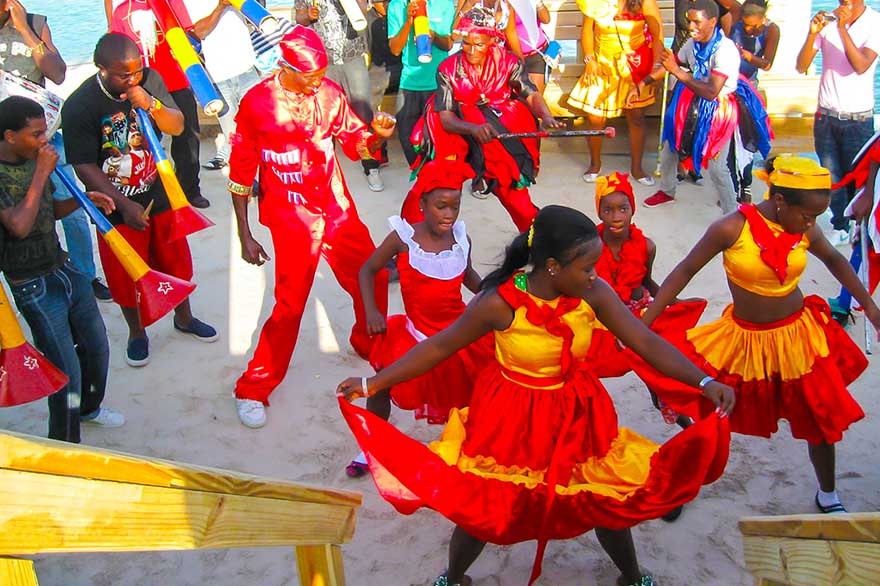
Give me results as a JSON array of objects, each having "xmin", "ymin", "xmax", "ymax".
[
  {"xmin": 698, "ymin": 375, "xmax": 715, "ymax": 390},
  {"xmin": 361, "ymin": 376, "xmax": 369, "ymax": 396}
]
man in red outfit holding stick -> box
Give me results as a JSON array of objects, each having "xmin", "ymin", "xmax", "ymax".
[{"xmin": 228, "ymin": 26, "xmax": 394, "ymax": 428}]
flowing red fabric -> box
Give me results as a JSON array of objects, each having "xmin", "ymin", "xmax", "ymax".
[
  {"xmin": 832, "ymin": 133, "xmax": 880, "ymax": 192},
  {"xmin": 339, "ymin": 277, "xmax": 731, "ymax": 585},
  {"xmin": 595, "ymin": 223, "xmax": 648, "ymax": 302},
  {"xmin": 368, "ymin": 251, "xmax": 493, "ymax": 423},
  {"xmin": 637, "ymin": 296, "xmax": 867, "ymax": 445},
  {"xmin": 672, "ymin": 86, "xmax": 738, "ymax": 171},
  {"xmin": 738, "ymin": 204, "xmax": 803, "ymax": 285}
]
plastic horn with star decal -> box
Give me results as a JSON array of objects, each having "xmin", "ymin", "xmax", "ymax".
[
  {"xmin": 146, "ymin": 0, "xmax": 225, "ymax": 115},
  {"xmin": 134, "ymin": 108, "xmax": 214, "ymax": 241},
  {"xmin": 227, "ymin": 0, "xmax": 282, "ymax": 34},
  {"xmin": 53, "ymin": 168, "xmax": 196, "ymax": 327},
  {"xmin": 0, "ymin": 285, "xmax": 68, "ymax": 407}
]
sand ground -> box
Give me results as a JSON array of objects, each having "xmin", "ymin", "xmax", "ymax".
[{"xmin": 1, "ymin": 130, "xmax": 877, "ymax": 586}]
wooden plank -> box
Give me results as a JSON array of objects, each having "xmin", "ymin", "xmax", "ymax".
[
  {"xmin": 739, "ymin": 514, "xmax": 880, "ymax": 544},
  {"xmin": 0, "ymin": 469, "xmax": 357, "ymax": 554},
  {"xmin": 742, "ymin": 535, "xmax": 880, "ymax": 586},
  {"xmin": 296, "ymin": 544, "xmax": 346, "ymax": 586},
  {"xmin": 0, "ymin": 558, "xmax": 39, "ymax": 586},
  {"xmin": 755, "ymin": 580, "xmax": 790, "ymax": 586},
  {"xmin": 0, "ymin": 431, "xmax": 361, "ymax": 509}
]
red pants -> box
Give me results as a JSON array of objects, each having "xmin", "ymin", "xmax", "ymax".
[
  {"xmin": 235, "ymin": 200, "xmax": 388, "ymax": 403},
  {"xmin": 401, "ymin": 182, "xmax": 537, "ymax": 232},
  {"xmin": 96, "ymin": 210, "xmax": 194, "ymax": 308}
]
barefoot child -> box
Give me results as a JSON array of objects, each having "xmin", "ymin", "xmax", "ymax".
[
  {"xmin": 643, "ymin": 155, "xmax": 880, "ymax": 514},
  {"xmin": 346, "ymin": 158, "xmax": 493, "ymax": 477}
]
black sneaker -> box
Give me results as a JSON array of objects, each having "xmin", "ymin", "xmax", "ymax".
[
  {"xmin": 126, "ymin": 337, "xmax": 150, "ymax": 367},
  {"xmin": 174, "ymin": 317, "xmax": 219, "ymax": 342},
  {"xmin": 92, "ymin": 278, "xmax": 112, "ymax": 302},
  {"xmin": 189, "ymin": 195, "xmax": 211, "ymax": 209}
]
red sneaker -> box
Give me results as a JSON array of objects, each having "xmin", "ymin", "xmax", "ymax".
[{"xmin": 643, "ymin": 190, "xmax": 675, "ymax": 208}]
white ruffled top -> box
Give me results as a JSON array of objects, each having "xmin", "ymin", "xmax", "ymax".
[{"xmin": 389, "ymin": 215, "xmax": 469, "ymax": 280}]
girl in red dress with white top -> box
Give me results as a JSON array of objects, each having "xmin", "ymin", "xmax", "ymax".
[{"xmin": 346, "ymin": 159, "xmax": 493, "ymax": 477}]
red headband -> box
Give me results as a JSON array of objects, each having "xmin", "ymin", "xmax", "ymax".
[
  {"xmin": 595, "ymin": 172, "xmax": 635, "ymax": 214},
  {"xmin": 410, "ymin": 158, "xmax": 476, "ymax": 200},
  {"xmin": 278, "ymin": 26, "xmax": 328, "ymax": 73}
]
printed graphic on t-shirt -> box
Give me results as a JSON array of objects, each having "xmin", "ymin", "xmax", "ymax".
[{"xmin": 100, "ymin": 109, "xmax": 157, "ymax": 198}]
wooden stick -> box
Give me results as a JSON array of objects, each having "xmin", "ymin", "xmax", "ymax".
[
  {"xmin": 494, "ymin": 127, "xmax": 616, "ymax": 140},
  {"xmin": 655, "ymin": 71, "xmax": 670, "ymax": 177},
  {"xmin": 860, "ymin": 219, "xmax": 872, "ymax": 355},
  {"xmin": 141, "ymin": 199, "xmax": 154, "ymax": 221}
]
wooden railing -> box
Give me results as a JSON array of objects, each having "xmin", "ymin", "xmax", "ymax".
[
  {"xmin": 0, "ymin": 430, "xmax": 362, "ymax": 585},
  {"xmin": 739, "ymin": 512, "xmax": 880, "ymax": 585}
]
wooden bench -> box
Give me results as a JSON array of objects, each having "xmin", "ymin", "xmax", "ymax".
[
  {"xmin": 739, "ymin": 512, "xmax": 880, "ymax": 585},
  {"xmin": 0, "ymin": 430, "xmax": 362, "ymax": 585}
]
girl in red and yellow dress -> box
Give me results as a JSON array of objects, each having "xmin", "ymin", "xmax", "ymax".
[
  {"xmin": 346, "ymin": 159, "xmax": 493, "ymax": 477},
  {"xmin": 642, "ymin": 155, "xmax": 880, "ymax": 515},
  {"xmin": 590, "ymin": 172, "xmax": 705, "ymax": 432},
  {"xmin": 338, "ymin": 205, "xmax": 735, "ymax": 586}
]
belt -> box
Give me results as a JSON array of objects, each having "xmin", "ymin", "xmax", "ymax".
[{"xmin": 817, "ymin": 106, "xmax": 874, "ymax": 122}]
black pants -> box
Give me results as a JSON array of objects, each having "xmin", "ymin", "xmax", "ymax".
[
  {"xmin": 396, "ymin": 89, "xmax": 435, "ymax": 167},
  {"xmin": 170, "ymin": 87, "xmax": 202, "ymax": 200}
]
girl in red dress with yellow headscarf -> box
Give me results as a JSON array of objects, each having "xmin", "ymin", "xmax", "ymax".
[{"xmin": 642, "ymin": 155, "xmax": 880, "ymax": 515}]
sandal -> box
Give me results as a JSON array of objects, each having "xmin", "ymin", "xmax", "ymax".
[
  {"xmin": 202, "ymin": 156, "xmax": 227, "ymax": 170},
  {"xmin": 815, "ymin": 491, "xmax": 847, "ymax": 514},
  {"xmin": 345, "ymin": 461, "xmax": 369, "ymax": 478},
  {"xmin": 661, "ymin": 505, "xmax": 683, "ymax": 522},
  {"xmin": 432, "ymin": 575, "xmax": 472, "ymax": 586},
  {"xmin": 617, "ymin": 576, "xmax": 656, "ymax": 586}
]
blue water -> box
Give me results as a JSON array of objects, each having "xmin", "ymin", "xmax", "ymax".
[{"xmin": 19, "ymin": 0, "xmax": 880, "ymax": 112}]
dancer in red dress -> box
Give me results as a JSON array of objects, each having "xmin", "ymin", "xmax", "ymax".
[
  {"xmin": 589, "ymin": 172, "xmax": 704, "ymax": 432},
  {"xmin": 346, "ymin": 159, "xmax": 494, "ymax": 477},
  {"xmin": 402, "ymin": 7, "xmax": 564, "ymax": 231},
  {"xmin": 227, "ymin": 27, "xmax": 396, "ymax": 428},
  {"xmin": 642, "ymin": 155, "xmax": 880, "ymax": 514},
  {"xmin": 338, "ymin": 205, "xmax": 735, "ymax": 586}
]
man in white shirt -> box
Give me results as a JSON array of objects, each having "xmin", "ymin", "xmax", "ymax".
[
  {"xmin": 797, "ymin": 0, "xmax": 880, "ymax": 242},
  {"xmin": 184, "ymin": 0, "xmax": 261, "ymax": 170}
]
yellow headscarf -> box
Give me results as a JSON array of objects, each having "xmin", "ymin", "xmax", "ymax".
[
  {"xmin": 595, "ymin": 172, "xmax": 635, "ymax": 215},
  {"xmin": 754, "ymin": 155, "xmax": 832, "ymax": 191}
]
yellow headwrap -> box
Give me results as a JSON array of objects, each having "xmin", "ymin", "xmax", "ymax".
[
  {"xmin": 594, "ymin": 172, "xmax": 635, "ymax": 215},
  {"xmin": 754, "ymin": 155, "xmax": 832, "ymax": 191}
]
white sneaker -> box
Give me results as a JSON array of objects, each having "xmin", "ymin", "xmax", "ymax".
[
  {"xmin": 366, "ymin": 169, "xmax": 384, "ymax": 192},
  {"xmin": 82, "ymin": 407, "xmax": 125, "ymax": 428},
  {"xmin": 830, "ymin": 228, "xmax": 850, "ymax": 247},
  {"xmin": 236, "ymin": 398, "xmax": 266, "ymax": 428}
]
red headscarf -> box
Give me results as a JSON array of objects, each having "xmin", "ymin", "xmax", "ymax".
[
  {"xmin": 278, "ymin": 26, "xmax": 328, "ymax": 72},
  {"xmin": 594, "ymin": 172, "xmax": 635, "ymax": 215},
  {"xmin": 455, "ymin": 6, "xmax": 505, "ymax": 39},
  {"xmin": 410, "ymin": 158, "xmax": 476, "ymax": 200}
]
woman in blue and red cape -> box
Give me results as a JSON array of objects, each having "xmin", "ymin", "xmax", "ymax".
[
  {"xmin": 641, "ymin": 155, "xmax": 880, "ymax": 515},
  {"xmin": 338, "ymin": 205, "xmax": 735, "ymax": 586}
]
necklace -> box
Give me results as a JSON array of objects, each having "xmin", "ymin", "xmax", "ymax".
[{"xmin": 96, "ymin": 73, "xmax": 125, "ymax": 103}]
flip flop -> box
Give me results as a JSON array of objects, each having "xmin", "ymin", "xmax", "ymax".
[
  {"xmin": 433, "ymin": 574, "xmax": 472, "ymax": 586},
  {"xmin": 815, "ymin": 491, "xmax": 847, "ymax": 514}
]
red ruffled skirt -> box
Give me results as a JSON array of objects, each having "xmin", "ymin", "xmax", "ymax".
[
  {"xmin": 369, "ymin": 315, "xmax": 493, "ymax": 423},
  {"xmin": 641, "ymin": 295, "xmax": 867, "ymax": 445},
  {"xmin": 339, "ymin": 362, "xmax": 729, "ymax": 556}
]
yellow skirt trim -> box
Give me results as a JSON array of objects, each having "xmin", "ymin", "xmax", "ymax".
[
  {"xmin": 687, "ymin": 304, "xmax": 829, "ymax": 382},
  {"xmin": 429, "ymin": 408, "xmax": 660, "ymax": 500}
]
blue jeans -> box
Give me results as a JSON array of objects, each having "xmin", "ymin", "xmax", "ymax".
[
  {"xmin": 50, "ymin": 132, "xmax": 96, "ymax": 279},
  {"xmin": 813, "ymin": 113, "xmax": 875, "ymax": 231},
  {"xmin": 8, "ymin": 263, "xmax": 109, "ymax": 443},
  {"xmin": 214, "ymin": 68, "xmax": 261, "ymax": 161}
]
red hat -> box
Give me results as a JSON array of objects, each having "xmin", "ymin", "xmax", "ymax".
[
  {"xmin": 411, "ymin": 158, "xmax": 476, "ymax": 200},
  {"xmin": 278, "ymin": 26, "xmax": 328, "ymax": 72}
]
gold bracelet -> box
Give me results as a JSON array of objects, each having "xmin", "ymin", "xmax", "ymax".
[{"xmin": 30, "ymin": 41, "xmax": 46, "ymax": 56}]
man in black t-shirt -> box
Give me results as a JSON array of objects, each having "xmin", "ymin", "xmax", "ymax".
[
  {"xmin": 63, "ymin": 33, "xmax": 217, "ymax": 369},
  {"xmin": 0, "ymin": 95, "xmax": 124, "ymax": 442}
]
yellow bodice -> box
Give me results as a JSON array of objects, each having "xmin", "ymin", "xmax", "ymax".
[
  {"xmin": 494, "ymin": 293, "xmax": 597, "ymax": 380},
  {"xmin": 723, "ymin": 217, "xmax": 809, "ymax": 297}
]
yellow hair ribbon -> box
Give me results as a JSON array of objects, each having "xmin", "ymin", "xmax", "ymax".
[
  {"xmin": 527, "ymin": 224, "xmax": 535, "ymax": 248},
  {"xmin": 755, "ymin": 155, "xmax": 832, "ymax": 191}
]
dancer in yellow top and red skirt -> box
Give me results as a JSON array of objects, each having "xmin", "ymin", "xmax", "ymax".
[
  {"xmin": 345, "ymin": 159, "xmax": 493, "ymax": 477},
  {"xmin": 403, "ymin": 8, "xmax": 564, "ymax": 231},
  {"xmin": 642, "ymin": 155, "xmax": 880, "ymax": 514},
  {"xmin": 338, "ymin": 205, "xmax": 735, "ymax": 586},
  {"xmin": 589, "ymin": 172, "xmax": 705, "ymax": 433}
]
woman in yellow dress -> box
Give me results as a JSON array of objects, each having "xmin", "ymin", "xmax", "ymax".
[
  {"xmin": 567, "ymin": 0, "xmax": 664, "ymax": 185},
  {"xmin": 338, "ymin": 205, "xmax": 735, "ymax": 586}
]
